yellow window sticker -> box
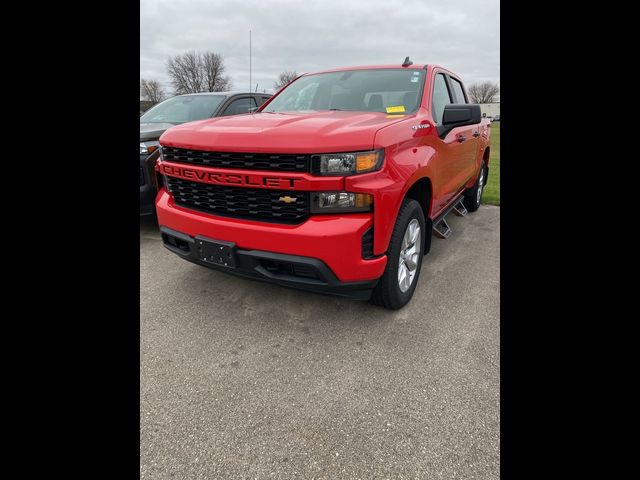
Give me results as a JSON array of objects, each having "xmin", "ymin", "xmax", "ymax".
[{"xmin": 386, "ymin": 105, "xmax": 406, "ymax": 113}]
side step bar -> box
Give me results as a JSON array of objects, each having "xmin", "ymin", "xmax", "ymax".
[
  {"xmin": 453, "ymin": 200, "xmax": 468, "ymax": 217},
  {"xmin": 433, "ymin": 217, "xmax": 452, "ymax": 238},
  {"xmin": 432, "ymin": 196, "xmax": 467, "ymax": 239}
]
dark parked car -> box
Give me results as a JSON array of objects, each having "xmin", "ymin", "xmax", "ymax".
[{"xmin": 140, "ymin": 92, "xmax": 272, "ymax": 215}]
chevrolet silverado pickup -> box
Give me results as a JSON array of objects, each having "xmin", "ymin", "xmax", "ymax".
[{"xmin": 155, "ymin": 62, "xmax": 491, "ymax": 309}]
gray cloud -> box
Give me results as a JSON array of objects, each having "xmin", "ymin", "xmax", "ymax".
[{"xmin": 141, "ymin": 0, "xmax": 499, "ymax": 95}]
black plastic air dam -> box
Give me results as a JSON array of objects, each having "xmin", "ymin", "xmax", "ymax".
[{"xmin": 160, "ymin": 226, "xmax": 379, "ymax": 300}]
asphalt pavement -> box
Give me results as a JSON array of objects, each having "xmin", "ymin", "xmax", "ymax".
[{"xmin": 140, "ymin": 205, "xmax": 500, "ymax": 479}]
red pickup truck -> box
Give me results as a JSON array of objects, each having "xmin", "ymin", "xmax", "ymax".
[{"xmin": 155, "ymin": 61, "xmax": 491, "ymax": 309}]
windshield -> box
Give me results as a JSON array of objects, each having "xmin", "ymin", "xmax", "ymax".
[
  {"xmin": 140, "ymin": 95, "xmax": 226, "ymax": 124},
  {"xmin": 262, "ymin": 69, "xmax": 425, "ymax": 114}
]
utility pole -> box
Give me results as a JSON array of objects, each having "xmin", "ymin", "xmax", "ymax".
[{"xmin": 249, "ymin": 30, "xmax": 252, "ymax": 96}]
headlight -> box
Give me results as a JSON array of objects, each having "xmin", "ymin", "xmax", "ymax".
[
  {"xmin": 311, "ymin": 191, "xmax": 373, "ymax": 213},
  {"xmin": 140, "ymin": 141, "xmax": 160, "ymax": 155},
  {"xmin": 312, "ymin": 150, "xmax": 384, "ymax": 175}
]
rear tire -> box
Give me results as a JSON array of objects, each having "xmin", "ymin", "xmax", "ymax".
[
  {"xmin": 371, "ymin": 199, "xmax": 425, "ymax": 310},
  {"xmin": 463, "ymin": 163, "xmax": 487, "ymax": 212}
]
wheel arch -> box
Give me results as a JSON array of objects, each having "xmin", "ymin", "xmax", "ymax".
[
  {"xmin": 482, "ymin": 147, "xmax": 490, "ymax": 185},
  {"xmin": 403, "ymin": 176, "xmax": 433, "ymax": 254},
  {"xmin": 404, "ymin": 176, "xmax": 432, "ymax": 220}
]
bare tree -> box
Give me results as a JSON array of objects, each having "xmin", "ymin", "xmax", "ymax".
[
  {"xmin": 467, "ymin": 82, "xmax": 500, "ymax": 104},
  {"xmin": 167, "ymin": 51, "xmax": 231, "ymax": 94},
  {"xmin": 202, "ymin": 52, "xmax": 232, "ymax": 92},
  {"xmin": 140, "ymin": 79, "xmax": 166, "ymax": 103},
  {"xmin": 167, "ymin": 51, "xmax": 203, "ymax": 94},
  {"xmin": 274, "ymin": 71, "xmax": 298, "ymax": 90}
]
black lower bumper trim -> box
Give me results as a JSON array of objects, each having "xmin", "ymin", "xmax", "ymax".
[{"xmin": 160, "ymin": 226, "xmax": 378, "ymax": 300}]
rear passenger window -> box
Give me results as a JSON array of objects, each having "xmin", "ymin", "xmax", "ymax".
[
  {"xmin": 431, "ymin": 74, "xmax": 452, "ymax": 125},
  {"xmin": 221, "ymin": 97, "xmax": 257, "ymax": 116},
  {"xmin": 449, "ymin": 77, "xmax": 467, "ymax": 104}
]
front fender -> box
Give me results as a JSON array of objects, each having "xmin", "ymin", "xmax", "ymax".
[{"xmin": 346, "ymin": 145, "xmax": 437, "ymax": 255}]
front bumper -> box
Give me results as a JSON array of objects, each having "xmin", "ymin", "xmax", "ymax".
[
  {"xmin": 155, "ymin": 188, "xmax": 387, "ymax": 285},
  {"xmin": 140, "ymin": 186, "xmax": 156, "ymax": 215},
  {"xmin": 140, "ymin": 154, "xmax": 157, "ymax": 215},
  {"xmin": 160, "ymin": 226, "xmax": 379, "ymax": 300}
]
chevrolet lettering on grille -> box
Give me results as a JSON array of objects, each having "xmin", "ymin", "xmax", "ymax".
[{"xmin": 159, "ymin": 163, "xmax": 303, "ymax": 189}]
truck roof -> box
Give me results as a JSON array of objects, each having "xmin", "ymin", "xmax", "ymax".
[
  {"xmin": 308, "ymin": 64, "xmax": 430, "ymax": 75},
  {"xmin": 304, "ymin": 64, "xmax": 463, "ymax": 79},
  {"xmin": 175, "ymin": 91, "xmax": 271, "ymax": 97}
]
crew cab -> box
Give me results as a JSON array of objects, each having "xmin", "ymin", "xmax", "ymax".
[
  {"xmin": 154, "ymin": 62, "xmax": 491, "ymax": 309},
  {"xmin": 140, "ymin": 92, "xmax": 271, "ymax": 215}
]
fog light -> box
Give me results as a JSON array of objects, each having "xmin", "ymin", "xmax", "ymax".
[{"xmin": 311, "ymin": 192, "xmax": 373, "ymax": 213}]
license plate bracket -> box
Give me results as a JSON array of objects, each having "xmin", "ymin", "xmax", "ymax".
[{"xmin": 194, "ymin": 236, "xmax": 237, "ymax": 269}]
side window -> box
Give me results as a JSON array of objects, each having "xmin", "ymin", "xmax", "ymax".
[
  {"xmin": 261, "ymin": 96, "xmax": 271, "ymax": 105},
  {"xmin": 221, "ymin": 97, "xmax": 257, "ymax": 116},
  {"xmin": 431, "ymin": 73, "xmax": 452, "ymax": 125},
  {"xmin": 449, "ymin": 77, "xmax": 468, "ymax": 104}
]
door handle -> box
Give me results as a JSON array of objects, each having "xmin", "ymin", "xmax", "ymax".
[
  {"xmin": 473, "ymin": 131, "xmax": 480, "ymax": 137},
  {"xmin": 457, "ymin": 135, "xmax": 466, "ymax": 143}
]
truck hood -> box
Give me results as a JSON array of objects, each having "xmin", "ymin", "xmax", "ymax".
[
  {"xmin": 159, "ymin": 111, "xmax": 409, "ymax": 153},
  {"xmin": 140, "ymin": 122, "xmax": 177, "ymax": 142}
]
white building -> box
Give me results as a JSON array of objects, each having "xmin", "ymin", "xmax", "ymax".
[{"xmin": 479, "ymin": 102, "xmax": 500, "ymax": 118}]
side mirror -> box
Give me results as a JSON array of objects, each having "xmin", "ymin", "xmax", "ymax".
[
  {"xmin": 438, "ymin": 104, "xmax": 482, "ymax": 138},
  {"xmin": 248, "ymin": 106, "xmax": 259, "ymax": 113}
]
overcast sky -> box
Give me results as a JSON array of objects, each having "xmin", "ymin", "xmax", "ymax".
[{"xmin": 141, "ymin": 0, "xmax": 499, "ymax": 96}]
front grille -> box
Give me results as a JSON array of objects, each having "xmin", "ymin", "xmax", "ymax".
[
  {"xmin": 166, "ymin": 177, "xmax": 310, "ymax": 223},
  {"xmin": 311, "ymin": 155, "xmax": 322, "ymax": 174},
  {"xmin": 162, "ymin": 147, "xmax": 309, "ymax": 172}
]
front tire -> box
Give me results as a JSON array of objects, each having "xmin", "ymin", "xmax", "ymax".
[
  {"xmin": 463, "ymin": 163, "xmax": 487, "ymax": 212},
  {"xmin": 371, "ymin": 199, "xmax": 425, "ymax": 310}
]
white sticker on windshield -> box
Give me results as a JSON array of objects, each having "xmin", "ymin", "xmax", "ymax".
[{"xmin": 410, "ymin": 77, "xmax": 419, "ymax": 82}]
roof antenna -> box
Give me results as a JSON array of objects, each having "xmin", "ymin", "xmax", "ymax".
[{"xmin": 402, "ymin": 56, "xmax": 413, "ymax": 67}]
